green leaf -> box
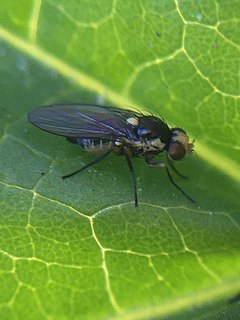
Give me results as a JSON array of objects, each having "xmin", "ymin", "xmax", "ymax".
[{"xmin": 0, "ymin": 1, "xmax": 239, "ymax": 319}]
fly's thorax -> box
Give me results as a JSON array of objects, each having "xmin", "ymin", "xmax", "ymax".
[
  {"xmin": 121, "ymin": 114, "xmax": 172, "ymax": 156},
  {"xmin": 126, "ymin": 115, "xmax": 171, "ymax": 141},
  {"xmin": 167, "ymin": 128, "xmax": 194, "ymax": 161}
]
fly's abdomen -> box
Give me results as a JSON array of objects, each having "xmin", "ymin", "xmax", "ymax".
[{"xmin": 67, "ymin": 137, "xmax": 113, "ymax": 153}]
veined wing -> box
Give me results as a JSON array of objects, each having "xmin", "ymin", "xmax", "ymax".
[{"xmin": 28, "ymin": 104, "xmax": 140, "ymax": 140}]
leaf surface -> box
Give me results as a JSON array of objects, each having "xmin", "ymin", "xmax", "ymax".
[{"xmin": 0, "ymin": 1, "xmax": 239, "ymax": 319}]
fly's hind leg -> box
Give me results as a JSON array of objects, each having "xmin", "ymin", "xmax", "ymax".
[{"xmin": 62, "ymin": 147, "xmax": 114, "ymax": 179}]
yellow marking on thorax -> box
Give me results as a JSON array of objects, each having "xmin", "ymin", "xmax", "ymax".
[{"xmin": 126, "ymin": 117, "xmax": 139, "ymax": 126}]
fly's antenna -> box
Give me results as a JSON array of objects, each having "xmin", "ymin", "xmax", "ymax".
[{"xmin": 192, "ymin": 148, "xmax": 199, "ymax": 158}]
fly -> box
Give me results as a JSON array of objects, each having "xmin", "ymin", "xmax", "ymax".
[{"xmin": 28, "ymin": 104, "xmax": 195, "ymax": 207}]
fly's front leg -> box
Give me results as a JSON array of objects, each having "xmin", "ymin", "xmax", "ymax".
[
  {"xmin": 167, "ymin": 160, "xmax": 188, "ymax": 179},
  {"xmin": 145, "ymin": 157, "xmax": 195, "ymax": 203},
  {"xmin": 145, "ymin": 157, "xmax": 166, "ymax": 168},
  {"xmin": 165, "ymin": 167, "xmax": 196, "ymax": 203},
  {"xmin": 146, "ymin": 157, "xmax": 187, "ymax": 179}
]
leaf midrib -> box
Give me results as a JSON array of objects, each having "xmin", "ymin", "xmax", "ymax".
[
  {"xmin": 111, "ymin": 278, "xmax": 240, "ymax": 320},
  {"xmin": 0, "ymin": 26, "xmax": 239, "ymax": 182}
]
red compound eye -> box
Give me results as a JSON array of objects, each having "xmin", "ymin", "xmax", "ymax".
[{"xmin": 167, "ymin": 142, "xmax": 186, "ymax": 161}]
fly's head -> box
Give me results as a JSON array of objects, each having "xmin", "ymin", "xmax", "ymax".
[{"xmin": 167, "ymin": 128, "xmax": 194, "ymax": 162}]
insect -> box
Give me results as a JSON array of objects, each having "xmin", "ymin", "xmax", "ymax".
[{"xmin": 28, "ymin": 104, "xmax": 195, "ymax": 207}]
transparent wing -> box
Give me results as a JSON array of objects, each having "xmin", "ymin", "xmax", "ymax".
[{"xmin": 28, "ymin": 104, "xmax": 140, "ymax": 140}]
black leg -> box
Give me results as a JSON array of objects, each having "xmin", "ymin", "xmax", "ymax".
[
  {"xmin": 165, "ymin": 167, "xmax": 196, "ymax": 203},
  {"xmin": 62, "ymin": 148, "xmax": 113, "ymax": 179},
  {"xmin": 168, "ymin": 161, "xmax": 188, "ymax": 179},
  {"xmin": 145, "ymin": 157, "xmax": 165, "ymax": 168},
  {"xmin": 125, "ymin": 153, "xmax": 138, "ymax": 207}
]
